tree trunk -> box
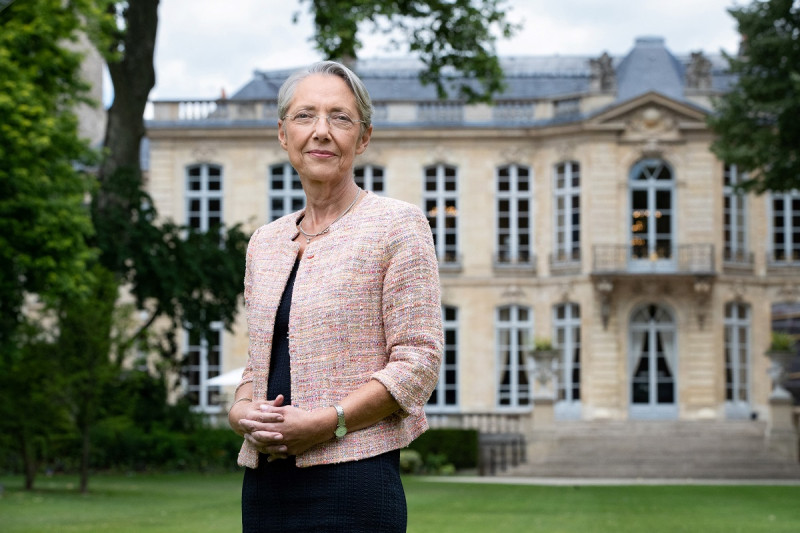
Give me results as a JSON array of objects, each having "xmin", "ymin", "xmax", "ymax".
[
  {"xmin": 98, "ymin": 0, "xmax": 159, "ymax": 191},
  {"xmin": 79, "ymin": 422, "xmax": 91, "ymax": 494},
  {"xmin": 20, "ymin": 430, "xmax": 37, "ymax": 491}
]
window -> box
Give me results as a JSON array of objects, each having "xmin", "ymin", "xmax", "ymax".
[
  {"xmin": 770, "ymin": 191, "xmax": 800, "ymax": 263},
  {"xmin": 724, "ymin": 302, "xmax": 751, "ymax": 418},
  {"xmin": 354, "ymin": 165, "xmax": 385, "ymax": 195},
  {"xmin": 496, "ymin": 305, "xmax": 532, "ymax": 408},
  {"xmin": 269, "ymin": 163, "xmax": 304, "ymax": 221},
  {"xmin": 186, "ymin": 164, "xmax": 223, "ymax": 230},
  {"xmin": 553, "ymin": 161, "xmax": 581, "ymax": 263},
  {"xmin": 629, "ymin": 159, "xmax": 674, "ymax": 264},
  {"xmin": 424, "ymin": 164, "xmax": 459, "ymax": 264},
  {"xmin": 428, "ymin": 306, "xmax": 458, "ymax": 410},
  {"xmin": 184, "ymin": 322, "xmax": 223, "ymax": 412},
  {"xmin": 723, "ymin": 164, "xmax": 749, "ymax": 263},
  {"xmin": 554, "ymin": 303, "xmax": 581, "ymax": 405},
  {"xmin": 496, "ymin": 164, "xmax": 533, "ymax": 265}
]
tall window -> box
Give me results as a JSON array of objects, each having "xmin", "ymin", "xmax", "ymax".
[
  {"xmin": 186, "ymin": 164, "xmax": 222, "ymax": 231},
  {"xmin": 428, "ymin": 306, "xmax": 458, "ymax": 410},
  {"xmin": 630, "ymin": 159, "xmax": 674, "ymax": 264},
  {"xmin": 496, "ymin": 164, "xmax": 532, "ymax": 265},
  {"xmin": 496, "ymin": 305, "xmax": 532, "ymax": 408},
  {"xmin": 269, "ymin": 163, "xmax": 304, "ymax": 221},
  {"xmin": 723, "ymin": 164, "xmax": 749, "ymax": 263},
  {"xmin": 724, "ymin": 302, "xmax": 751, "ymax": 418},
  {"xmin": 554, "ymin": 303, "xmax": 581, "ymax": 405},
  {"xmin": 770, "ymin": 191, "xmax": 800, "ymax": 263},
  {"xmin": 424, "ymin": 164, "xmax": 458, "ymax": 264},
  {"xmin": 553, "ymin": 161, "xmax": 581, "ymax": 262},
  {"xmin": 184, "ymin": 322, "xmax": 222, "ymax": 412},
  {"xmin": 354, "ymin": 165, "xmax": 385, "ymax": 195}
]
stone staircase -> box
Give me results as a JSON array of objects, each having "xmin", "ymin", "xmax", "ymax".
[{"xmin": 503, "ymin": 420, "xmax": 800, "ymax": 480}]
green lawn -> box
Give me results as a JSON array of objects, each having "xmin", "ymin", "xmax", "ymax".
[{"xmin": 0, "ymin": 473, "xmax": 798, "ymax": 532}]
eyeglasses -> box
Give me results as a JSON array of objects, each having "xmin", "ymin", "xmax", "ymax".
[{"xmin": 283, "ymin": 111, "xmax": 363, "ymax": 131}]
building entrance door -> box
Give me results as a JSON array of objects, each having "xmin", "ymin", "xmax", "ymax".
[{"xmin": 629, "ymin": 304, "xmax": 677, "ymax": 419}]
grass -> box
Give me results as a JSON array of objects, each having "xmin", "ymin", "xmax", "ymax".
[{"xmin": 0, "ymin": 473, "xmax": 799, "ymax": 532}]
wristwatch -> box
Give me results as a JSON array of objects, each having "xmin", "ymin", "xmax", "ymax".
[{"xmin": 333, "ymin": 404, "xmax": 347, "ymax": 439}]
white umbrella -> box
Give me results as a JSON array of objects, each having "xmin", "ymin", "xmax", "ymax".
[{"xmin": 207, "ymin": 366, "xmax": 245, "ymax": 386}]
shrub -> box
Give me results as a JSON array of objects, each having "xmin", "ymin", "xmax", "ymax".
[{"xmin": 408, "ymin": 428, "xmax": 479, "ymax": 472}]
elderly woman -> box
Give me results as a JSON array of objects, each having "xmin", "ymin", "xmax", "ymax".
[{"xmin": 227, "ymin": 61, "xmax": 443, "ymax": 533}]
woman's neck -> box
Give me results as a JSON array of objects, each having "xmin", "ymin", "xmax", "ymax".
[{"xmin": 301, "ymin": 181, "xmax": 362, "ymax": 233}]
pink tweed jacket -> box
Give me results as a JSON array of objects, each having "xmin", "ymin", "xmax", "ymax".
[{"xmin": 236, "ymin": 192, "xmax": 443, "ymax": 468}]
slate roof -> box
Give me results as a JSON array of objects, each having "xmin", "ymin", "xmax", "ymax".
[{"xmin": 231, "ymin": 36, "xmax": 735, "ymax": 108}]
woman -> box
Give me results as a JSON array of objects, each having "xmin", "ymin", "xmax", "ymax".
[{"xmin": 227, "ymin": 60, "xmax": 443, "ymax": 532}]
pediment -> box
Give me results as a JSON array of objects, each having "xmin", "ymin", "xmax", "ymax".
[{"xmin": 586, "ymin": 92, "xmax": 709, "ymax": 142}]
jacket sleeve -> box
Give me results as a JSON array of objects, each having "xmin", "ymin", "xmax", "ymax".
[
  {"xmin": 235, "ymin": 225, "xmax": 263, "ymax": 394},
  {"xmin": 371, "ymin": 205, "xmax": 444, "ymax": 417}
]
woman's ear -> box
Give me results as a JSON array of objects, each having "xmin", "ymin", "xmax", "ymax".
[
  {"xmin": 355, "ymin": 124, "xmax": 373, "ymax": 155},
  {"xmin": 278, "ymin": 120, "xmax": 288, "ymax": 151}
]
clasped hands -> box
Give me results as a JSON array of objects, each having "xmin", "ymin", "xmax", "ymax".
[{"xmin": 239, "ymin": 394, "xmax": 329, "ymax": 462}]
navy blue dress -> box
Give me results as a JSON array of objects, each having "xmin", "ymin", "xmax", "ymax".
[{"xmin": 241, "ymin": 258, "xmax": 407, "ymax": 533}]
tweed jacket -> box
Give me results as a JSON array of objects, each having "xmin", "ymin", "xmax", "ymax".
[{"xmin": 236, "ymin": 192, "xmax": 443, "ymax": 468}]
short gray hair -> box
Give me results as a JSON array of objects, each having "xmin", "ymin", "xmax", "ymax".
[{"xmin": 277, "ymin": 61, "xmax": 373, "ymax": 130}]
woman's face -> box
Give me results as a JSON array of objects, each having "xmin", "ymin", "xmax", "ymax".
[{"xmin": 278, "ymin": 74, "xmax": 372, "ymax": 186}]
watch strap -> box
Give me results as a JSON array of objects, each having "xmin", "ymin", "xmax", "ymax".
[{"xmin": 333, "ymin": 404, "xmax": 347, "ymax": 439}]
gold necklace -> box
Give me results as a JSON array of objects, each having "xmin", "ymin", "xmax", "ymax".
[{"xmin": 297, "ymin": 189, "xmax": 362, "ymax": 244}]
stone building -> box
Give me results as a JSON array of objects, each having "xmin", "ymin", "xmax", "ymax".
[{"xmin": 144, "ymin": 37, "xmax": 799, "ymax": 456}]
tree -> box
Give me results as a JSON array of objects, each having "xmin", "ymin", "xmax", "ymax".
[
  {"xmin": 298, "ymin": 0, "xmax": 519, "ymax": 102},
  {"xmin": 0, "ymin": 0, "xmax": 101, "ymax": 489},
  {"xmin": 0, "ymin": 0, "xmax": 97, "ymax": 350},
  {"xmin": 708, "ymin": 0, "xmax": 800, "ymax": 193}
]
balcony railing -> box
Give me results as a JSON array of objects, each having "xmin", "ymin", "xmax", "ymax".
[{"xmin": 593, "ymin": 244, "xmax": 715, "ymax": 274}]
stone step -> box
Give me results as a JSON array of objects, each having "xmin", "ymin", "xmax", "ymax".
[{"xmin": 504, "ymin": 420, "xmax": 800, "ymax": 480}]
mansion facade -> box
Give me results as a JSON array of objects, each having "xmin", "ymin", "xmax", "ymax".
[{"xmin": 144, "ymin": 37, "xmax": 800, "ymax": 428}]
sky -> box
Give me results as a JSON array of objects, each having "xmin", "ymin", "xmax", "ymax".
[{"xmin": 149, "ymin": 0, "xmax": 744, "ymax": 100}]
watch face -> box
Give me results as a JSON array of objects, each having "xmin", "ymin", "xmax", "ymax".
[{"xmin": 335, "ymin": 426, "xmax": 347, "ymax": 438}]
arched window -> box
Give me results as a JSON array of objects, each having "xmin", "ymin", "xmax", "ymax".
[
  {"xmin": 496, "ymin": 305, "xmax": 532, "ymax": 408},
  {"xmin": 629, "ymin": 159, "xmax": 674, "ymax": 268}
]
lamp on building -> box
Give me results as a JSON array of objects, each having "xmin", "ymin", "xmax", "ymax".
[{"xmin": 693, "ymin": 276, "xmax": 712, "ymax": 329}]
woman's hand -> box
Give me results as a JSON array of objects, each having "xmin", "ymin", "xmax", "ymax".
[{"xmin": 239, "ymin": 395, "xmax": 336, "ymax": 461}]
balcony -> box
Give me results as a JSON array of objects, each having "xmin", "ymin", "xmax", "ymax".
[{"xmin": 592, "ymin": 244, "xmax": 715, "ymax": 276}]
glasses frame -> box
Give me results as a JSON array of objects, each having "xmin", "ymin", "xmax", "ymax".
[{"xmin": 283, "ymin": 111, "xmax": 365, "ymax": 131}]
